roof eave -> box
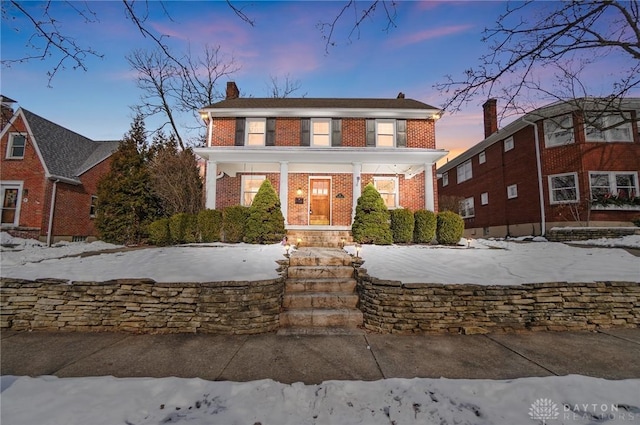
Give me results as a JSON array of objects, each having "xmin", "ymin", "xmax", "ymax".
[{"xmin": 199, "ymin": 107, "xmax": 442, "ymax": 120}]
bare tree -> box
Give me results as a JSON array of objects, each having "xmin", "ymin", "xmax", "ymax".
[
  {"xmin": 436, "ymin": 1, "xmax": 640, "ymax": 120},
  {"xmin": 127, "ymin": 45, "xmax": 239, "ymax": 148},
  {"xmin": 266, "ymin": 74, "xmax": 306, "ymax": 98}
]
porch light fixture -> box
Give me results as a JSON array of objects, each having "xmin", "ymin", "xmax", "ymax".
[
  {"xmin": 285, "ymin": 243, "xmax": 291, "ymax": 256},
  {"xmin": 296, "ymin": 188, "xmax": 303, "ymax": 196},
  {"xmin": 200, "ymin": 112, "xmax": 210, "ymax": 122},
  {"xmin": 341, "ymin": 238, "xmax": 346, "ymax": 248},
  {"xmin": 355, "ymin": 243, "xmax": 361, "ymax": 258},
  {"xmin": 297, "ymin": 237, "xmax": 302, "ymax": 247}
]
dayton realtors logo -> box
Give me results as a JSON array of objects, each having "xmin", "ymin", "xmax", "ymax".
[{"xmin": 529, "ymin": 398, "xmax": 637, "ymax": 423}]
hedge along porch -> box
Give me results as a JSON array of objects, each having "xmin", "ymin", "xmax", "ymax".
[{"xmin": 194, "ymin": 84, "xmax": 448, "ymax": 235}]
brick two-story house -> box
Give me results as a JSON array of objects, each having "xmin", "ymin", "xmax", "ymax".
[
  {"xmin": 0, "ymin": 96, "xmax": 119, "ymax": 243},
  {"xmin": 437, "ymin": 98, "xmax": 640, "ymax": 238},
  {"xmin": 195, "ymin": 82, "xmax": 448, "ymax": 242}
]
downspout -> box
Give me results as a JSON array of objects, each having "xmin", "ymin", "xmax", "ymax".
[
  {"xmin": 521, "ymin": 117, "xmax": 546, "ymax": 236},
  {"xmin": 46, "ymin": 179, "xmax": 59, "ymax": 247}
]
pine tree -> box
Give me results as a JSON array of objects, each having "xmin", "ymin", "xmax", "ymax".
[
  {"xmin": 352, "ymin": 183, "xmax": 393, "ymax": 245},
  {"xmin": 95, "ymin": 115, "xmax": 160, "ymax": 245},
  {"xmin": 244, "ymin": 179, "xmax": 285, "ymax": 244}
]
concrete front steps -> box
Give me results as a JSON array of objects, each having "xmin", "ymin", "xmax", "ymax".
[
  {"xmin": 286, "ymin": 230, "xmax": 353, "ymax": 248},
  {"xmin": 278, "ymin": 248, "xmax": 363, "ymax": 335}
]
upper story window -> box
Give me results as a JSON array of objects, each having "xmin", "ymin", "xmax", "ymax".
[
  {"xmin": 507, "ymin": 184, "xmax": 518, "ymax": 199},
  {"xmin": 481, "ymin": 192, "xmax": 489, "ymax": 205},
  {"xmin": 241, "ymin": 175, "xmax": 266, "ymax": 206},
  {"xmin": 246, "ymin": 118, "xmax": 266, "ymax": 146},
  {"xmin": 6, "ymin": 133, "xmax": 26, "ymax": 159},
  {"xmin": 548, "ymin": 172, "xmax": 579, "ymax": 204},
  {"xmin": 312, "ymin": 119, "xmax": 330, "ymax": 147},
  {"xmin": 460, "ymin": 197, "xmax": 475, "ymax": 218},
  {"xmin": 366, "ymin": 119, "xmax": 406, "ymax": 147},
  {"xmin": 544, "ymin": 114, "xmax": 575, "ymax": 147},
  {"xmin": 589, "ymin": 171, "xmax": 638, "ymax": 203},
  {"xmin": 585, "ymin": 112, "xmax": 633, "ymax": 142},
  {"xmin": 1, "ymin": 182, "xmax": 22, "ymax": 226},
  {"xmin": 90, "ymin": 195, "xmax": 98, "ymax": 217},
  {"xmin": 504, "ymin": 136, "xmax": 514, "ymax": 152},
  {"xmin": 478, "ymin": 151, "xmax": 486, "ymax": 164},
  {"xmin": 442, "ymin": 172, "xmax": 449, "ymax": 187},
  {"xmin": 457, "ymin": 160, "xmax": 472, "ymax": 183},
  {"xmin": 374, "ymin": 176, "xmax": 398, "ymax": 209}
]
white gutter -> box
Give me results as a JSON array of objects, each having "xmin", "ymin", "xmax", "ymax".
[
  {"xmin": 521, "ymin": 117, "xmax": 546, "ymax": 236},
  {"xmin": 46, "ymin": 180, "xmax": 59, "ymax": 247}
]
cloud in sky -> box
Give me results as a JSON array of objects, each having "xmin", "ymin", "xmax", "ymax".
[{"xmin": 387, "ymin": 24, "xmax": 474, "ymax": 48}]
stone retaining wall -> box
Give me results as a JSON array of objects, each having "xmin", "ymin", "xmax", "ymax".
[
  {"xmin": 546, "ymin": 227, "xmax": 640, "ymax": 242},
  {"xmin": 0, "ymin": 277, "xmax": 284, "ymax": 334},
  {"xmin": 356, "ymin": 270, "xmax": 640, "ymax": 334}
]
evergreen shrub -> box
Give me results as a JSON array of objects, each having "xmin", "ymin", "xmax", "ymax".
[
  {"xmin": 197, "ymin": 209, "xmax": 222, "ymax": 242},
  {"xmin": 244, "ymin": 180, "xmax": 286, "ymax": 244},
  {"xmin": 222, "ymin": 205, "xmax": 250, "ymax": 243},
  {"xmin": 147, "ymin": 218, "xmax": 171, "ymax": 246},
  {"xmin": 169, "ymin": 213, "xmax": 197, "ymax": 244},
  {"xmin": 390, "ymin": 208, "xmax": 414, "ymax": 243},
  {"xmin": 352, "ymin": 183, "xmax": 393, "ymax": 245},
  {"xmin": 436, "ymin": 210, "xmax": 465, "ymax": 245},
  {"xmin": 414, "ymin": 209, "xmax": 437, "ymax": 243}
]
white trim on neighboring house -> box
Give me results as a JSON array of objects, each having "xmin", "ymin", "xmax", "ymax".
[{"xmin": 0, "ymin": 180, "xmax": 23, "ymax": 227}]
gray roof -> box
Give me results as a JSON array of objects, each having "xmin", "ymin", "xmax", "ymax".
[
  {"xmin": 21, "ymin": 109, "xmax": 119, "ymax": 183},
  {"xmin": 203, "ymin": 97, "xmax": 439, "ymax": 110}
]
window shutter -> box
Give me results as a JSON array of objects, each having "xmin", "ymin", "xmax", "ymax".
[
  {"xmin": 331, "ymin": 119, "xmax": 342, "ymax": 146},
  {"xmin": 396, "ymin": 119, "xmax": 407, "ymax": 147},
  {"xmin": 300, "ymin": 118, "xmax": 310, "ymax": 146},
  {"xmin": 235, "ymin": 118, "xmax": 245, "ymax": 146},
  {"xmin": 266, "ymin": 118, "xmax": 276, "ymax": 146},
  {"xmin": 366, "ymin": 119, "xmax": 376, "ymax": 147}
]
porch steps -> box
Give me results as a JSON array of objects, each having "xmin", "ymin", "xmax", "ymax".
[
  {"xmin": 278, "ymin": 248, "xmax": 363, "ymax": 335},
  {"xmin": 287, "ymin": 230, "xmax": 353, "ymax": 248}
]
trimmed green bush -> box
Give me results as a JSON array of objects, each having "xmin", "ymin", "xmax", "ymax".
[
  {"xmin": 436, "ymin": 210, "xmax": 465, "ymax": 245},
  {"xmin": 197, "ymin": 209, "xmax": 222, "ymax": 242},
  {"xmin": 390, "ymin": 208, "xmax": 414, "ymax": 243},
  {"xmin": 352, "ymin": 183, "xmax": 393, "ymax": 245},
  {"xmin": 222, "ymin": 205, "xmax": 250, "ymax": 243},
  {"xmin": 169, "ymin": 213, "xmax": 197, "ymax": 244},
  {"xmin": 244, "ymin": 180, "xmax": 286, "ymax": 244},
  {"xmin": 148, "ymin": 218, "xmax": 171, "ymax": 246},
  {"xmin": 414, "ymin": 209, "xmax": 437, "ymax": 243}
]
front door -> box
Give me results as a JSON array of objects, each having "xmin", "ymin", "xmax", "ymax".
[{"xmin": 309, "ymin": 178, "xmax": 330, "ymax": 225}]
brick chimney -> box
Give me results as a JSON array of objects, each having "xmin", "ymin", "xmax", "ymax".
[
  {"xmin": 397, "ymin": 92, "xmax": 405, "ymax": 99},
  {"xmin": 483, "ymin": 98, "xmax": 498, "ymax": 138},
  {"xmin": 226, "ymin": 82, "xmax": 240, "ymax": 100}
]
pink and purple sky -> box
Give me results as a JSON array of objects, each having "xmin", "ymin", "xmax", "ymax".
[{"xmin": 1, "ymin": 1, "xmax": 636, "ymax": 163}]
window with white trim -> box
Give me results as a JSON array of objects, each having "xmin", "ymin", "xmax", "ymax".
[
  {"xmin": 507, "ymin": 184, "xmax": 518, "ymax": 199},
  {"xmin": 480, "ymin": 192, "xmax": 489, "ymax": 205},
  {"xmin": 457, "ymin": 160, "xmax": 472, "ymax": 183},
  {"xmin": 460, "ymin": 197, "xmax": 475, "ymax": 218},
  {"xmin": 374, "ymin": 177, "xmax": 398, "ymax": 209},
  {"xmin": 589, "ymin": 171, "xmax": 638, "ymax": 200},
  {"xmin": 246, "ymin": 118, "xmax": 266, "ymax": 146},
  {"xmin": 311, "ymin": 119, "xmax": 331, "ymax": 147},
  {"xmin": 6, "ymin": 133, "xmax": 26, "ymax": 159},
  {"xmin": 478, "ymin": 151, "xmax": 486, "ymax": 164},
  {"xmin": 544, "ymin": 114, "xmax": 575, "ymax": 147},
  {"xmin": 585, "ymin": 112, "xmax": 633, "ymax": 142},
  {"xmin": 504, "ymin": 137, "xmax": 514, "ymax": 152},
  {"xmin": 548, "ymin": 173, "xmax": 579, "ymax": 204},
  {"xmin": 90, "ymin": 195, "xmax": 98, "ymax": 217},
  {"xmin": 442, "ymin": 172, "xmax": 449, "ymax": 187},
  {"xmin": 241, "ymin": 175, "xmax": 266, "ymax": 206},
  {"xmin": 376, "ymin": 120, "xmax": 395, "ymax": 147},
  {"xmin": 1, "ymin": 181, "xmax": 23, "ymax": 226}
]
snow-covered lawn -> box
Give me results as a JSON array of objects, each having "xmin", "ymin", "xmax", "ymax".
[
  {"xmin": 1, "ymin": 374, "xmax": 639, "ymax": 425},
  {"xmin": 1, "ymin": 232, "xmax": 638, "ymax": 284}
]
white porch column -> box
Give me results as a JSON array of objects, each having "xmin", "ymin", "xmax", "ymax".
[
  {"xmin": 205, "ymin": 160, "xmax": 217, "ymax": 210},
  {"xmin": 352, "ymin": 162, "xmax": 362, "ymax": 222},
  {"xmin": 279, "ymin": 161, "xmax": 289, "ymax": 224},
  {"xmin": 425, "ymin": 163, "xmax": 435, "ymax": 211}
]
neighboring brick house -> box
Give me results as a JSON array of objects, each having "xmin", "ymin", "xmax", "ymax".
[
  {"xmin": 0, "ymin": 97, "xmax": 119, "ymax": 243},
  {"xmin": 437, "ymin": 98, "xmax": 640, "ymax": 238},
  {"xmin": 194, "ymin": 82, "xmax": 447, "ymax": 239}
]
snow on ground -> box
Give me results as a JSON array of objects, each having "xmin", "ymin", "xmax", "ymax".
[
  {"xmin": 1, "ymin": 375, "xmax": 639, "ymax": 425},
  {"xmin": 1, "ymin": 232, "xmax": 638, "ymax": 284}
]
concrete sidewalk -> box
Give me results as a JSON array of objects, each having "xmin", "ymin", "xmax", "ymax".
[{"xmin": 2, "ymin": 329, "xmax": 639, "ymax": 384}]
